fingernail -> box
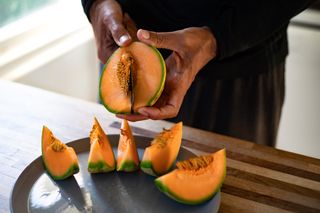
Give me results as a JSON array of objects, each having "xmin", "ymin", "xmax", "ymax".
[
  {"xmin": 119, "ymin": 35, "xmax": 129, "ymax": 45},
  {"xmin": 138, "ymin": 108, "xmax": 148, "ymax": 116},
  {"xmin": 140, "ymin": 30, "xmax": 150, "ymax": 39}
]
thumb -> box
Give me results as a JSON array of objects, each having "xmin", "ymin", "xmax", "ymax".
[
  {"xmin": 137, "ymin": 29, "xmax": 178, "ymax": 51},
  {"xmin": 106, "ymin": 17, "xmax": 132, "ymax": 47}
]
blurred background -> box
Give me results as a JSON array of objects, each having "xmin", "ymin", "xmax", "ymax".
[{"xmin": 0, "ymin": 0, "xmax": 319, "ymax": 158}]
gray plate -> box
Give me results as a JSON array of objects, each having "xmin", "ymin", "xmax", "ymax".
[{"xmin": 11, "ymin": 135, "xmax": 220, "ymax": 213}]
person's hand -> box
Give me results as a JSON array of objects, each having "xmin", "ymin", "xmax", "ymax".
[
  {"xmin": 89, "ymin": 0, "xmax": 137, "ymax": 63},
  {"xmin": 117, "ymin": 27, "xmax": 217, "ymax": 121}
]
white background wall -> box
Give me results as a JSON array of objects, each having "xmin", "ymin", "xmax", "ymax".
[
  {"xmin": 277, "ymin": 23, "xmax": 320, "ymax": 158},
  {"xmin": 16, "ymin": 39, "xmax": 99, "ymax": 102}
]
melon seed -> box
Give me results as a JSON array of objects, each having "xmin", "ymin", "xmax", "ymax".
[
  {"xmin": 51, "ymin": 137, "xmax": 67, "ymax": 152},
  {"xmin": 90, "ymin": 124, "xmax": 104, "ymax": 146},
  {"xmin": 177, "ymin": 155, "xmax": 213, "ymax": 170},
  {"xmin": 117, "ymin": 52, "xmax": 134, "ymax": 95},
  {"xmin": 151, "ymin": 128, "xmax": 173, "ymax": 148},
  {"xmin": 120, "ymin": 128, "xmax": 130, "ymax": 136}
]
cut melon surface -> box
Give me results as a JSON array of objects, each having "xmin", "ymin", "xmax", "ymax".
[
  {"xmin": 88, "ymin": 117, "xmax": 116, "ymax": 173},
  {"xmin": 99, "ymin": 41, "xmax": 166, "ymax": 114},
  {"xmin": 141, "ymin": 122, "xmax": 182, "ymax": 176},
  {"xmin": 41, "ymin": 126, "xmax": 79, "ymax": 180},
  {"xmin": 117, "ymin": 119, "xmax": 139, "ymax": 172},
  {"xmin": 155, "ymin": 149, "xmax": 226, "ymax": 205}
]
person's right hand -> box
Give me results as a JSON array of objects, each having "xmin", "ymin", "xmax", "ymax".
[
  {"xmin": 89, "ymin": 0, "xmax": 136, "ymax": 63},
  {"xmin": 117, "ymin": 27, "xmax": 217, "ymax": 122}
]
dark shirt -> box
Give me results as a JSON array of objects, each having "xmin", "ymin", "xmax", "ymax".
[{"xmin": 82, "ymin": 0, "xmax": 314, "ymax": 79}]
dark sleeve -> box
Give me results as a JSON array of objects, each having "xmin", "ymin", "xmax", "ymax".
[
  {"xmin": 81, "ymin": 0, "xmax": 95, "ymax": 22},
  {"xmin": 210, "ymin": 0, "xmax": 315, "ymax": 59}
]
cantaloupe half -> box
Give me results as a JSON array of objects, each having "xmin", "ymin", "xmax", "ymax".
[
  {"xmin": 117, "ymin": 119, "xmax": 139, "ymax": 172},
  {"xmin": 99, "ymin": 41, "xmax": 166, "ymax": 114},
  {"xmin": 140, "ymin": 122, "xmax": 182, "ymax": 176},
  {"xmin": 155, "ymin": 149, "xmax": 226, "ymax": 205},
  {"xmin": 41, "ymin": 126, "xmax": 79, "ymax": 180},
  {"xmin": 88, "ymin": 117, "xmax": 116, "ymax": 173}
]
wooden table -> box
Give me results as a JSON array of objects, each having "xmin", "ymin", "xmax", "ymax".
[{"xmin": 0, "ymin": 79, "xmax": 319, "ymax": 213}]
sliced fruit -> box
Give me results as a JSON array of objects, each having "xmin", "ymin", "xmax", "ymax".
[
  {"xmin": 99, "ymin": 41, "xmax": 166, "ymax": 114},
  {"xmin": 141, "ymin": 122, "xmax": 182, "ymax": 176},
  {"xmin": 88, "ymin": 117, "xmax": 116, "ymax": 173},
  {"xmin": 41, "ymin": 126, "xmax": 79, "ymax": 180},
  {"xmin": 117, "ymin": 119, "xmax": 139, "ymax": 172},
  {"xmin": 155, "ymin": 149, "xmax": 226, "ymax": 205}
]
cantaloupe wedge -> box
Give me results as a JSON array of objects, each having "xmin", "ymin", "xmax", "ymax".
[
  {"xmin": 88, "ymin": 117, "xmax": 116, "ymax": 173},
  {"xmin": 117, "ymin": 119, "xmax": 139, "ymax": 172},
  {"xmin": 41, "ymin": 126, "xmax": 79, "ymax": 180},
  {"xmin": 99, "ymin": 41, "xmax": 166, "ymax": 114},
  {"xmin": 155, "ymin": 149, "xmax": 226, "ymax": 205},
  {"xmin": 140, "ymin": 122, "xmax": 182, "ymax": 176}
]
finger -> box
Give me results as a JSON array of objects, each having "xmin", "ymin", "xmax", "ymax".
[
  {"xmin": 105, "ymin": 16, "xmax": 132, "ymax": 46},
  {"xmin": 137, "ymin": 105, "xmax": 178, "ymax": 120},
  {"xmin": 116, "ymin": 114, "xmax": 149, "ymax": 122},
  {"xmin": 97, "ymin": 42, "xmax": 117, "ymax": 64},
  {"xmin": 123, "ymin": 13, "xmax": 138, "ymax": 41},
  {"xmin": 137, "ymin": 29, "xmax": 179, "ymax": 51}
]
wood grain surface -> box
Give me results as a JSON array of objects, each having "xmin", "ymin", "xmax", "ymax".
[{"xmin": 0, "ymin": 79, "xmax": 319, "ymax": 213}]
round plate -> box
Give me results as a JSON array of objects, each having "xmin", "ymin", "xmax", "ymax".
[{"xmin": 11, "ymin": 135, "xmax": 220, "ymax": 213}]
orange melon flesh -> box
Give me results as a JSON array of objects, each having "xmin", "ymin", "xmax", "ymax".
[
  {"xmin": 140, "ymin": 122, "xmax": 182, "ymax": 176},
  {"xmin": 41, "ymin": 126, "xmax": 79, "ymax": 180},
  {"xmin": 42, "ymin": 126, "xmax": 53, "ymax": 154},
  {"xmin": 117, "ymin": 119, "xmax": 139, "ymax": 172},
  {"xmin": 88, "ymin": 117, "xmax": 116, "ymax": 173},
  {"xmin": 100, "ymin": 41, "xmax": 166, "ymax": 114},
  {"xmin": 155, "ymin": 149, "xmax": 226, "ymax": 205}
]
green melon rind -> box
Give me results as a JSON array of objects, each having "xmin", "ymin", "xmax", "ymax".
[
  {"xmin": 48, "ymin": 164, "xmax": 79, "ymax": 181},
  {"xmin": 140, "ymin": 160, "xmax": 173, "ymax": 177},
  {"xmin": 117, "ymin": 160, "xmax": 139, "ymax": 172},
  {"xmin": 99, "ymin": 42, "xmax": 166, "ymax": 114},
  {"xmin": 42, "ymin": 155, "xmax": 79, "ymax": 180},
  {"xmin": 154, "ymin": 179, "xmax": 221, "ymax": 205},
  {"xmin": 140, "ymin": 161, "xmax": 157, "ymax": 176},
  {"xmin": 88, "ymin": 161, "xmax": 115, "ymax": 173},
  {"xmin": 145, "ymin": 45, "xmax": 166, "ymax": 107},
  {"xmin": 154, "ymin": 150, "xmax": 227, "ymax": 205}
]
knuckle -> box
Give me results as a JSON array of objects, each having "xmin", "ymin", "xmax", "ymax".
[
  {"xmin": 154, "ymin": 33, "xmax": 166, "ymax": 46},
  {"xmin": 105, "ymin": 19, "xmax": 123, "ymax": 35},
  {"xmin": 109, "ymin": 23, "xmax": 120, "ymax": 35}
]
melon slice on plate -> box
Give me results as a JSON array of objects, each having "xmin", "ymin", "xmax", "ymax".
[
  {"xmin": 41, "ymin": 126, "xmax": 79, "ymax": 180},
  {"xmin": 140, "ymin": 122, "xmax": 182, "ymax": 176},
  {"xmin": 88, "ymin": 117, "xmax": 116, "ymax": 173},
  {"xmin": 99, "ymin": 41, "xmax": 166, "ymax": 114},
  {"xmin": 155, "ymin": 149, "xmax": 226, "ymax": 205},
  {"xmin": 117, "ymin": 119, "xmax": 139, "ymax": 172}
]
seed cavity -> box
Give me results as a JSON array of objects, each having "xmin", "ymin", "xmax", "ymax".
[
  {"xmin": 151, "ymin": 128, "xmax": 173, "ymax": 148},
  {"xmin": 119, "ymin": 128, "xmax": 131, "ymax": 150},
  {"xmin": 50, "ymin": 136, "xmax": 67, "ymax": 152},
  {"xmin": 117, "ymin": 52, "xmax": 134, "ymax": 95},
  {"xmin": 177, "ymin": 155, "xmax": 213, "ymax": 171},
  {"xmin": 120, "ymin": 128, "xmax": 130, "ymax": 136},
  {"xmin": 90, "ymin": 123, "xmax": 103, "ymax": 146}
]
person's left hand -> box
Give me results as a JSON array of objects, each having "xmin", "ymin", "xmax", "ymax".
[{"xmin": 117, "ymin": 27, "xmax": 217, "ymax": 121}]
